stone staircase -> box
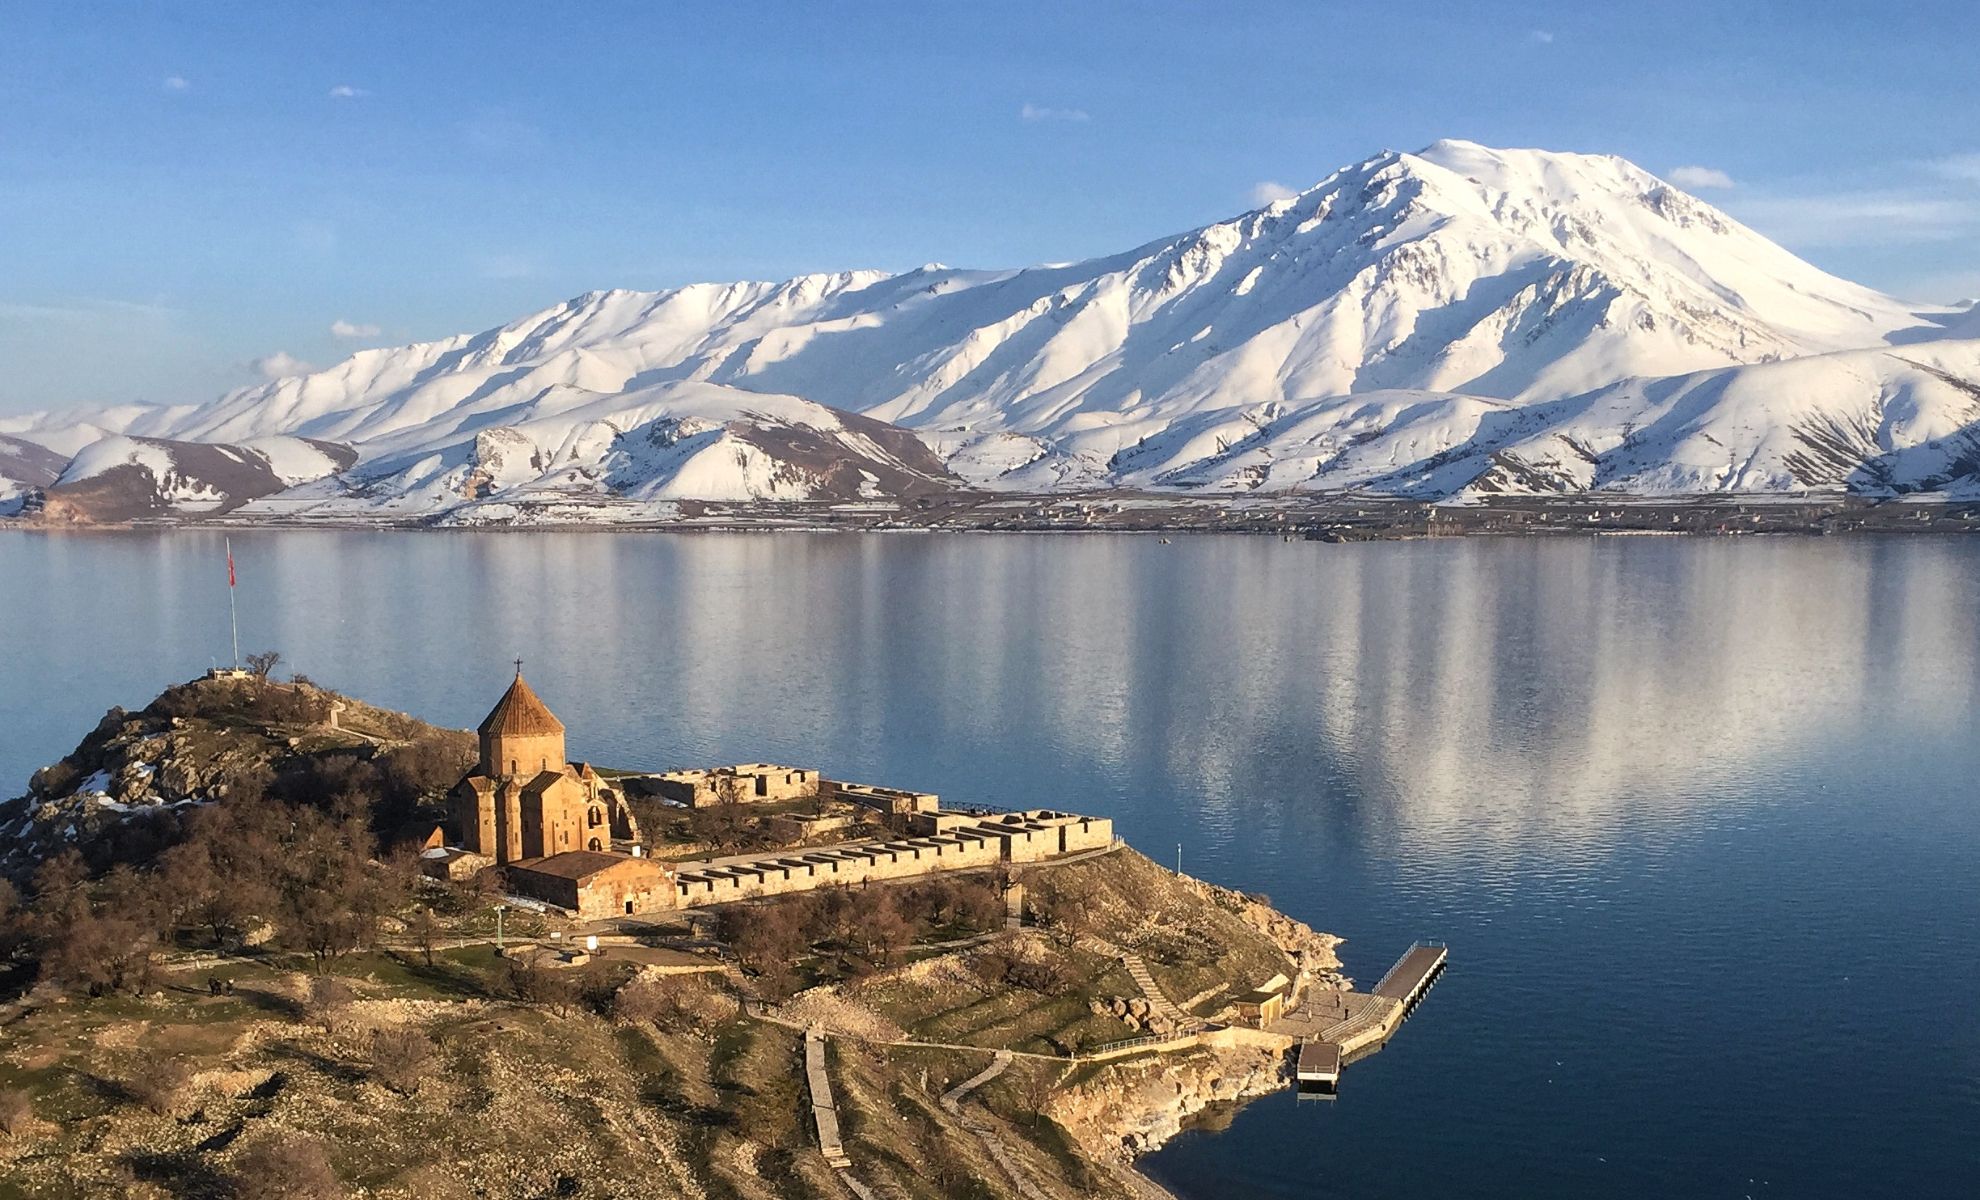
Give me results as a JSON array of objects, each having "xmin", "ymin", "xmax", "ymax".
[
  {"xmin": 1121, "ymin": 953, "xmax": 1197, "ymax": 1028},
  {"xmin": 940, "ymin": 1051, "xmax": 1054, "ymax": 1200}
]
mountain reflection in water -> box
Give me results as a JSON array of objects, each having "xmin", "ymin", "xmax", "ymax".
[{"xmin": 3, "ymin": 531, "xmax": 1976, "ymax": 1199}]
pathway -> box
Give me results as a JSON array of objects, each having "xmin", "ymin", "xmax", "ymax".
[
  {"xmin": 803, "ymin": 1026, "xmax": 882, "ymax": 1197},
  {"xmin": 803, "ymin": 1026, "xmax": 853, "ymax": 1169},
  {"xmin": 939, "ymin": 1050, "xmax": 1012, "ymax": 1113},
  {"xmin": 939, "ymin": 1051, "xmax": 1053, "ymax": 1200},
  {"xmin": 1120, "ymin": 953, "xmax": 1198, "ymax": 1029}
]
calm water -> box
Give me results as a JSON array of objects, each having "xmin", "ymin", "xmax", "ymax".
[{"xmin": 4, "ymin": 530, "xmax": 1978, "ymax": 1197}]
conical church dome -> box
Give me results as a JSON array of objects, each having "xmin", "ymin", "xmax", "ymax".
[{"xmin": 477, "ymin": 673, "xmax": 565, "ymax": 738}]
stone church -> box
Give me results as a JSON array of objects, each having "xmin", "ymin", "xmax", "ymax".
[{"xmin": 449, "ymin": 671, "xmax": 639, "ymax": 862}]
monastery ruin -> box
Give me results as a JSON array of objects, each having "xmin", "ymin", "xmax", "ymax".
[{"xmin": 441, "ymin": 673, "xmax": 1114, "ymax": 920}]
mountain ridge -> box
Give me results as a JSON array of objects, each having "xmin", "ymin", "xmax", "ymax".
[{"xmin": 5, "ymin": 140, "xmax": 1978, "ymax": 523}]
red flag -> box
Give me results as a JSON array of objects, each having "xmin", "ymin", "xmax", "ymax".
[{"xmin": 227, "ymin": 544, "xmax": 236, "ymax": 588}]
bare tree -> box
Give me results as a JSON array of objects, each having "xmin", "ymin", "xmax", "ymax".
[
  {"xmin": 504, "ymin": 955, "xmax": 548, "ymax": 1005},
  {"xmin": 304, "ymin": 975, "xmax": 356, "ymax": 1034},
  {"xmin": 369, "ymin": 1027, "xmax": 437, "ymax": 1096},
  {"xmin": 245, "ymin": 650, "xmax": 283, "ymax": 679},
  {"xmin": 408, "ymin": 907, "xmax": 440, "ymax": 968},
  {"xmin": 613, "ymin": 974, "xmax": 728, "ymax": 1031},
  {"xmin": 849, "ymin": 890, "xmax": 915, "ymax": 965},
  {"xmin": 717, "ymin": 900, "xmax": 810, "ymax": 997}
]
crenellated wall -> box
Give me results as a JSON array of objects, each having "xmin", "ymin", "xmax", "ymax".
[{"xmin": 667, "ymin": 809, "xmax": 1114, "ymax": 909}]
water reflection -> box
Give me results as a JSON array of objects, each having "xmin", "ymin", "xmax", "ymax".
[
  {"xmin": 7, "ymin": 533, "xmax": 1979, "ymax": 846},
  {"xmin": 3, "ymin": 530, "xmax": 1978, "ymax": 1199}
]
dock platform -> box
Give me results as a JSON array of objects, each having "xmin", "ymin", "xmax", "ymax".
[
  {"xmin": 1285, "ymin": 941, "xmax": 1447, "ymax": 1087},
  {"xmin": 1370, "ymin": 941, "xmax": 1447, "ymax": 1006},
  {"xmin": 1295, "ymin": 1040, "xmax": 1341, "ymax": 1088}
]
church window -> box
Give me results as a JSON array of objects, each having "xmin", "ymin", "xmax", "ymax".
[
  {"xmin": 589, "ymin": 837, "xmax": 602, "ymax": 852},
  {"xmin": 588, "ymin": 806, "xmax": 603, "ymax": 827}
]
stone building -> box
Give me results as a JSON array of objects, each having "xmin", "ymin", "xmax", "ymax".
[
  {"xmin": 823, "ymin": 780, "xmax": 940, "ymax": 822},
  {"xmin": 445, "ymin": 671, "xmax": 1115, "ymax": 920},
  {"xmin": 448, "ymin": 672, "xmax": 640, "ymax": 863},
  {"xmin": 652, "ymin": 763, "xmax": 819, "ymax": 808},
  {"xmin": 506, "ymin": 850, "xmax": 676, "ymax": 920}
]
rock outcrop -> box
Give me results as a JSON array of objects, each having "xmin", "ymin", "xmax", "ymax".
[
  {"xmin": 1048, "ymin": 1038, "xmax": 1290, "ymax": 1161},
  {"xmin": 0, "ymin": 675, "xmax": 471, "ymax": 880}
]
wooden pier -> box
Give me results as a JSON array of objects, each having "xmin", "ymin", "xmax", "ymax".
[
  {"xmin": 1290, "ymin": 941, "xmax": 1446, "ymax": 1089},
  {"xmin": 1370, "ymin": 941, "xmax": 1447, "ymax": 1007}
]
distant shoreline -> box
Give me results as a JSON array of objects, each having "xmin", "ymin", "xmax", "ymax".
[{"xmin": 7, "ymin": 492, "xmax": 1980, "ymax": 538}]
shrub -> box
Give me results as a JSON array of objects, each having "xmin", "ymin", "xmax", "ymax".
[
  {"xmin": 369, "ymin": 1028, "xmax": 437, "ymax": 1096},
  {"xmin": 130, "ymin": 1059, "xmax": 195, "ymax": 1116},
  {"xmin": 304, "ymin": 976, "xmax": 356, "ymax": 1033},
  {"xmin": 0, "ymin": 1088, "xmax": 32, "ymax": 1138},
  {"xmin": 233, "ymin": 1134, "xmax": 342, "ymax": 1200},
  {"xmin": 616, "ymin": 974, "xmax": 730, "ymax": 1031}
]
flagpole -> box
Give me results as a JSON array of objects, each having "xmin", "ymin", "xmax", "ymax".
[{"xmin": 226, "ymin": 537, "xmax": 240, "ymax": 671}]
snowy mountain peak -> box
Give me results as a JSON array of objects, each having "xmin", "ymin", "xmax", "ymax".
[{"xmin": 7, "ymin": 141, "xmax": 1973, "ymax": 521}]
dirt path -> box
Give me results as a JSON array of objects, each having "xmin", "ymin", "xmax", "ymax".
[{"xmin": 938, "ymin": 1050, "xmax": 1054, "ymax": 1200}]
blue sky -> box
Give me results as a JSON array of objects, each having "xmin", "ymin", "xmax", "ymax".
[{"xmin": 3, "ymin": 1, "xmax": 1977, "ymax": 416}]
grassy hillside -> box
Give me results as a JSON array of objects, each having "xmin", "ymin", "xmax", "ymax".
[{"xmin": 0, "ymin": 678, "xmax": 1337, "ymax": 1198}]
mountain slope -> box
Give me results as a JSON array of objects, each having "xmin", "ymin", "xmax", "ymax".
[
  {"xmin": 233, "ymin": 380, "xmax": 958, "ymax": 524},
  {"xmin": 1142, "ymin": 340, "xmax": 1980, "ymax": 498},
  {"xmin": 0, "ymin": 433, "xmax": 67, "ymax": 513},
  {"xmin": 5, "ymin": 141, "xmax": 1971, "ymax": 515},
  {"xmin": 36, "ymin": 435, "xmax": 357, "ymax": 523}
]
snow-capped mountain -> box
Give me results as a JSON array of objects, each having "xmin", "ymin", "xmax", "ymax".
[
  {"xmin": 6, "ymin": 140, "xmax": 1976, "ymax": 520},
  {"xmin": 33, "ymin": 436, "xmax": 356, "ymax": 523},
  {"xmin": 238, "ymin": 382, "xmax": 955, "ymax": 524},
  {"xmin": 1129, "ymin": 340, "xmax": 1980, "ymax": 498},
  {"xmin": 0, "ymin": 435, "xmax": 68, "ymax": 514}
]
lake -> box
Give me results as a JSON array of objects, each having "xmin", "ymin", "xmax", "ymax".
[{"xmin": 3, "ymin": 529, "xmax": 1977, "ymax": 1197}]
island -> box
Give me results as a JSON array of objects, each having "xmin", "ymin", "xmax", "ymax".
[{"xmin": 0, "ymin": 669, "xmax": 1424, "ymax": 1199}]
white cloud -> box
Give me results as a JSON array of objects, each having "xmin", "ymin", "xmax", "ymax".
[
  {"xmin": 328, "ymin": 84, "xmax": 369, "ymax": 99},
  {"xmin": 0, "ymin": 297, "xmax": 177, "ymax": 324},
  {"xmin": 1669, "ymin": 165, "xmax": 1737, "ymax": 190},
  {"xmin": 464, "ymin": 112, "xmax": 545, "ymax": 152},
  {"xmin": 1898, "ymin": 268, "xmax": 1980, "ymax": 305},
  {"xmin": 1529, "ymin": 30, "xmax": 1555, "ymax": 44},
  {"xmin": 162, "ymin": 76, "xmax": 190, "ymax": 93},
  {"xmin": 329, "ymin": 319, "xmax": 380, "ymax": 339},
  {"xmin": 1250, "ymin": 181, "xmax": 1298, "ymax": 206},
  {"xmin": 1020, "ymin": 102, "xmax": 1090, "ymax": 123},
  {"xmin": 1924, "ymin": 153, "xmax": 1980, "ymax": 183},
  {"xmin": 477, "ymin": 253, "xmax": 535, "ymax": 280},
  {"xmin": 1731, "ymin": 190, "xmax": 1980, "ymax": 248},
  {"xmin": 250, "ymin": 351, "xmax": 314, "ymax": 380}
]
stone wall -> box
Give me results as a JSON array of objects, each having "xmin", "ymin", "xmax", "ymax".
[
  {"xmin": 667, "ymin": 809, "xmax": 1114, "ymax": 910},
  {"xmin": 672, "ymin": 829, "xmax": 1006, "ymax": 908},
  {"xmin": 765, "ymin": 811, "xmax": 855, "ymax": 843},
  {"xmin": 907, "ymin": 810, "xmax": 1114, "ymax": 862},
  {"xmin": 507, "ymin": 858, "xmax": 678, "ymax": 920}
]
